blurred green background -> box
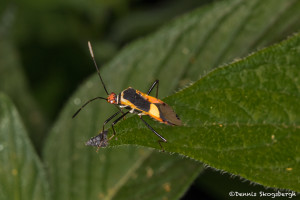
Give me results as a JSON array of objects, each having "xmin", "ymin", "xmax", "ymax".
[
  {"xmin": 3, "ymin": 0, "xmax": 213, "ymax": 122},
  {"xmin": 1, "ymin": 0, "xmax": 299, "ymax": 199},
  {"xmin": 1, "ymin": 0, "xmax": 214, "ymax": 150}
]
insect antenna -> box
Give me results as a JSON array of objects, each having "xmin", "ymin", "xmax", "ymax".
[
  {"xmin": 88, "ymin": 41, "xmax": 109, "ymax": 95},
  {"xmin": 72, "ymin": 97, "xmax": 107, "ymax": 118},
  {"xmin": 88, "ymin": 41, "xmax": 123, "ymax": 113}
]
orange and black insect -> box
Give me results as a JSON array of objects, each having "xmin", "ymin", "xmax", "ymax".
[{"xmin": 73, "ymin": 42, "xmax": 181, "ymax": 149}]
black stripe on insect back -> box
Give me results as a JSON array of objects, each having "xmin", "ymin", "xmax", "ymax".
[{"xmin": 123, "ymin": 88, "xmax": 150, "ymax": 112}]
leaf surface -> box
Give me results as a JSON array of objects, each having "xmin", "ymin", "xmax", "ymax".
[
  {"xmin": 0, "ymin": 93, "xmax": 50, "ymax": 200},
  {"xmin": 0, "ymin": 37, "xmax": 47, "ymax": 149},
  {"xmin": 111, "ymin": 33, "xmax": 300, "ymax": 191}
]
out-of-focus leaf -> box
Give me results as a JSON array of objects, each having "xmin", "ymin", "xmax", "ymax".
[
  {"xmin": 0, "ymin": 93, "xmax": 50, "ymax": 200},
  {"xmin": 0, "ymin": 38, "xmax": 47, "ymax": 150},
  {"xmin": 110, "ymin": 0, "xmax": 210, "ymax": 43},
  {"xmin": 12, "ymin": 0, "xmax": 131, "ymax": 43},
  {"xmin": 108, "ymin": 151, "xmax": 201, "ymax": 200},
  {"xmin": 45, "ymin": 108, "xmax": 202, "ymax": 200},
  {"xmin": 111, "ymin": 33, "xmax": 300, "ymax": 191}
]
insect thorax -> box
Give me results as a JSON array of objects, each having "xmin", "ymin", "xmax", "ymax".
[{"xmin": 120, "ymin": 88, "xmax": 151, "ymax": 113}]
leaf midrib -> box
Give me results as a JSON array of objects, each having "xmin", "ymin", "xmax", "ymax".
[{"xmin": 103, "ymin": 150, "xmax": 152, "ymax": 200}]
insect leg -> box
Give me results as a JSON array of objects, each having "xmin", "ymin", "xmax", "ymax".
[
  {"xmin": 115, "ymin": 105, "xmax": 125, "ymax": 115},
  {"xmin": 139, "ymin": 116, "xmax": 167, "ymax": 151},
  {"xmin": 147, "ymin": 79, "xmax": 159, "ymax": 98},
  {"xmin": 109, "ymin": 111, "xmax": 130, "ymax": 140},
  {"xmin": 102, "ymin": 110, "xmax": 122, "ymax": 131}
]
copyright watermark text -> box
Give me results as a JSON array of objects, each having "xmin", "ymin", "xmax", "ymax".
[{"xmin": 229, "ymin": 191, "xmax": 296, "ymax": 198}]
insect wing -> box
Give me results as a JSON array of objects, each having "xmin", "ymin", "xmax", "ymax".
[{"xmin": 156, "ymin": 103, "xmax": 182, "ymax": 126}]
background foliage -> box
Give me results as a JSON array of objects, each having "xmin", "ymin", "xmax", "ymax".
[{"xmin": 0, "ymin": 0, "xmax": 300, "ymax": 199}]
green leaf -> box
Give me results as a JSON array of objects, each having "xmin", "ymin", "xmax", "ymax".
[
  {"xmin": 44, "ymin": 138, "xmax": 201, "ymax": 200},
  {"xmin": 0, "ymin": 38, "xmax": 47, "ymax": 150},
  {"xmin": 111, "ymin": 33, "xmax": 300, "ymax": 191},
  {"xmin": 0, "ymin": 93, "xmax": 50, "ymax": 200},
  {"xmin": 108, "ymin": 151, "xmax": 201, "ymax": 200},
  {"xmin": 43, "ymin": 0, "xmax": 300, "ymax": 198}
]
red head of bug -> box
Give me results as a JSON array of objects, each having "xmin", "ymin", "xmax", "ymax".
[{"xmin": 107, "ymin": 92, "xmax": 117, "ymax": 104}]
